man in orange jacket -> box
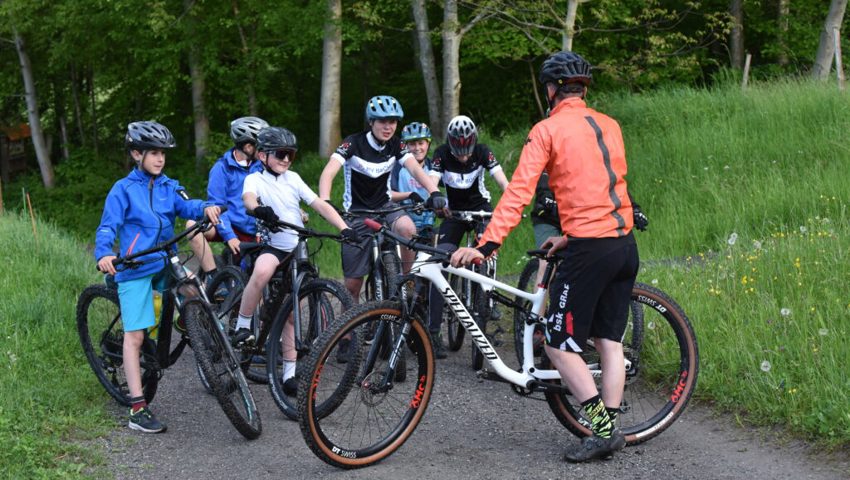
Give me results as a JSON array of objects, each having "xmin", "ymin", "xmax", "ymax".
[{"xmin": 451, "ymin": 51, "xmax": 639, "ymax": 462}]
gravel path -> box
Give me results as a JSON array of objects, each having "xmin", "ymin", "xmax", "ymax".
[{"xmin": 98, "ymin": 335, "xmax": 849, "ymax": 480}]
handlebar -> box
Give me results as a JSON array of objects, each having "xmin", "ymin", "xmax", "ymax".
[
  {"xmin": 102, "ymin": 206, "xmax": 228, "ymax": 270},
  {"xmin": 343, "ymin": 202, "xmax": 429, "ymax": 219},
  {"xmin": 246, "ymin": 210, "xmax": 351, "ymax": 244},
  {"xmin": 363, "ymin": 218, "xmax": 482, "ymax": 265}
]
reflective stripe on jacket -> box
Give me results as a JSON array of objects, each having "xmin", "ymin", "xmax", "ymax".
[{"xmin": 480, "ymin": 97, "xmax": 633, "ymax": 246}]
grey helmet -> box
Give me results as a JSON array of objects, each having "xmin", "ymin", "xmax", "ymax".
[
  {"xmin": 230, "ymin": 116, "xmax": 269, "ymax": 144},
  {"xmin": 365, "ymin": 95, "xmax": 404, "ymax": 122},
  {"xmin": 125, "ymin": 121, "xmax": 176, "ymax": 151},
  {"xmin": 446, "ymin": 115, "xmax": 477, "ymax": 157}
]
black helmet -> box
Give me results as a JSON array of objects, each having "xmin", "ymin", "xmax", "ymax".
[
  {"xmin": 257, "ymin": 126, "xmax": 298, "ymax": 152},
  {"xmin": 125, "ymin": 121, "xmax": 176, "ymax": 150},
  {"xmin": 230, "ymin": 116, "xmax": 269, "ymax": 144},
  {"xmin": 538, "ymin": 51, "xmax": 592, "ymax": 86}
]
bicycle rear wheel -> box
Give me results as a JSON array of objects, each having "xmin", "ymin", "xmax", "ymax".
[
  {"xmin": 298, "ymin": 301, "xmax": 435, "ymax": 469},
  {"xmin": 267, "ymin": 279, "xmax": 354, "ymax": 420},
  {"xmin": 444, "ymin": 274, "xmax": 465, "ymax": 351},
  {"xmin": 76, "ymin": 284, "xmax": 159, "ymax": 406},
  {"xmin": 183, "ymin": 299, "xmax": 262, "ymax": 440},
  {"xmin": 544, "ymin": 283, "xmax": 698, "ymax": 445}
]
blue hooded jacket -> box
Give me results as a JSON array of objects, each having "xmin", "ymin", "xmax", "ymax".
[
  {"xmin": 207, "ymin": 149, "xmax": 263, "ymax": 241},
  {"xmin": 95, "ymin": 168, "xmax": 208, "ymax": 283}
]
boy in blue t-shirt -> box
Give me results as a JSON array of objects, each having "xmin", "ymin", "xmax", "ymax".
[{"xmin": 95, "ymin": 121, "xmax": 221, "ymax": 433}]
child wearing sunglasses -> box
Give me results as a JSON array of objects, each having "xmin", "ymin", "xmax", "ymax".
[{"xmin": 233, "ymin": 126, "xmax": 358, "ymax": 395}]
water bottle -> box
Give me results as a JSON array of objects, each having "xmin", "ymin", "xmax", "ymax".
[
  {"xmin": 170, "ymin": 255, "xmax": 187, "ymax": 280},
  {"xmin": 149, "ymin": 292, "xmax": 163, "ymax": 340}
]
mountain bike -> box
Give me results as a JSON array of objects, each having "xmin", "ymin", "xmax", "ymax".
[
  {"xmin": 205, "ymin": 218, "xmax": 355, "ymax": 420},
  {"xmin": 296, "ymin": 222, "xmax": 699, "ymax": 468},
  {"xmin": 76, "ymin": 212, "xmax": 262, "ymax": 439}
]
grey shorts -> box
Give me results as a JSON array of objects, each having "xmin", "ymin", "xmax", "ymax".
[
  {"xmin": 341, "ymin": 203, "xmax": 410, "ymax": 279},
  {"xmin": 533, "ymin": 222, "xmax": 561, "ymax": 249}
]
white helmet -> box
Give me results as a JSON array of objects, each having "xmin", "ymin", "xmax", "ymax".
[
  {"xmin": 447, "ymin": 115, "xmax": 477, "ymax": 157},
  {"xmin": 230, "ymin": 116, "xmax": 269, "ymax": 144}
]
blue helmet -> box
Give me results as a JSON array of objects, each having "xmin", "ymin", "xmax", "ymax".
[
  {"xmin": 401, "ymin": 122, "xmax": 432, "ymax": 142},
  {"xmin": 365, "ymin": 95, "xmax": 404, "ymax": 122}
]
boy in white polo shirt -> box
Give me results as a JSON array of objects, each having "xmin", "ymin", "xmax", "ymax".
[{"xmin": 234, "ymin": 126, "xmax": 358, "ymax": 393}]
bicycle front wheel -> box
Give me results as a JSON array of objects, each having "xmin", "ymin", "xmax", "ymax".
[
  {"xmin": 267, "ymin": 279, "xmax": 354, "ymax": 420},
  {"xmin": 298, "ymin": 301, "xmax": 435, "ymax": 469},
  {"xmin": 544, "ymin": 283, "xmax": 698, "ymax": 445},
  {"xmin": 76, "ymin": 284, "xmax": 159, "ymax": 406},
  {"xmin": 183, "ymin": 299, "xmax": 262, "ymax": 440}
]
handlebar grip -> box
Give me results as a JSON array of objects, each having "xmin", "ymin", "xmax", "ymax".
[
  {"xmin": 471, "ymin": 257, "xmax": 483, "ymax": 265},
  {"xmin": 363, "ymin": 218, "xmax": 383, "ymax": 232},
  {"xmin": 217, "ymin": 205, "xmax": 228, "ymax": 214}
]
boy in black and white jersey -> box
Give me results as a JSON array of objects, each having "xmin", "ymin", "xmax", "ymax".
[
  {"xmin": 426, "ymin": 115, "xmax": 509, "ymax": 358},
  {"xmin": 318, "ymin": 96, "xmax": 446, "ymax": 337}
]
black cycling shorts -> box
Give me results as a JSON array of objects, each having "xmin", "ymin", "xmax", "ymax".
[{"xmin": 546, "ymin": 234, "xmax": 639, "ymax": 352}]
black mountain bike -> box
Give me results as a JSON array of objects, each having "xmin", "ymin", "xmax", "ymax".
[
  {"xmin": 205, "ymin": 218, "xmax": 355, "ymax": 420},
  {"xmin": 76, "ymin": 212, "xmax": 262, "ymax": 439}
]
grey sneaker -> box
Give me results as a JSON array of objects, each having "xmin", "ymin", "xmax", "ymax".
[
  {"xmin": 563, "ymin": 429, "xmax": 625, "ymax": 463},
  {"xmin": 128, "ymin": 406, "xmax": 166, "ymax": 433},
  {"xmin": 431, "ymin": 332, "xmax": 447, "ymax": 359}
]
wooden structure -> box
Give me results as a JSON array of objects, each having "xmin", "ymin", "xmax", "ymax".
[{"xmin": 0, "ymin": 124, "xmax": 30, "ymax": 183}]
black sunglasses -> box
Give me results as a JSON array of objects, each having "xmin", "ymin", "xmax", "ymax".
[{"xmin": 268, "ymin": 149, "xmax": 296, "ymax": 160}]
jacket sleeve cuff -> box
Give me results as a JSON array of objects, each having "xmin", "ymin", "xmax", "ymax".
[{"xmin": 476, "ymin": 241, "xmax": 500, "ymax": 258}]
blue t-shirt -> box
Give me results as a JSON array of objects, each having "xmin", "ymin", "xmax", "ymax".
[{"xmin": 397, "ymin": 161, "xmax": 435, "ymax": 230}]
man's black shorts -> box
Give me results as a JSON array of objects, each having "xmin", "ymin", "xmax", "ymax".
[{"xmin": 546, "ymin": 233, "xmax": 639, "ymax": 352}]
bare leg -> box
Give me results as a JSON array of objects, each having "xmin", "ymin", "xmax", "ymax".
[
  {"xmin": 345, "ymin": 277, "xmax": 364, "ymax": 304},
  {"xmin": 392, "ymin": 215, "xmax": 417, "ymax": 273},
  {"xmin": 238, "ymin": 254, "xmax": 280, "ymax": 317},
  {"xmin": 186, "ymin": 220, "xmax": 218, "ymax": 273},
  {"xmin": 123, "ymin": 330, "xmax": 146, "ymax": 398},
  {"xmin": 544, "ymin": 345, "xmax": 599, "ymax": 403},
  {"xmin": 595, "ymin": 338, "xmax": 625, "ymax": 409}
]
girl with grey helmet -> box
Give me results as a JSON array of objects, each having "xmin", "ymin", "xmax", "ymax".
[{"xmin": 125, "ymin": 121, "xmax": 176, "ymax": 176}]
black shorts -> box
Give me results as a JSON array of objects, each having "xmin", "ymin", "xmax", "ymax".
[
  {"xmin": 341, "ymin": 203, "xmax": 410, "ymax": 279},
  {"xmin": 546, "ymin": 234, "xmax": 639, "ymax": 352},
  {"xmin": 435, "ymin": 213, "xmax": 490, "ymax": 250}
]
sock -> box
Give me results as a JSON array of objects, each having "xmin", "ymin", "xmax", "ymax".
[
  {"xmin": 581, "ymin": 395, "xmax": 614, "ymax": 439},
  {"xmin": 606, "ymin": 406, "xmax": 619, "ymax": 425},
  {"xmin": 130, "ymin": 396, "xmax": 147, "ymax": 414},
  {"xmin": 283, "ymin": 361, "xmax": 296, "ymax": 381},
  {"xmin": 236, "ymin": 314, "xmax": 252, "ymax": 331}
]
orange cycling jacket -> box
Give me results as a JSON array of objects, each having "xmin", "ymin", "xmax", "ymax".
[{"xmin": 479, "ymin": 97, "xmax": 633, "ymax": 247}]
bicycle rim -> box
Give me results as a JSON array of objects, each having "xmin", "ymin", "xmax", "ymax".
[
  {"xmin": 545, "ymin": 283, "xmax": 699, "ymax": 444},
  {"xmin": 268, "ymin": 280, "xmax": 354, "ymax": 420},
  {"xmin": 298, "ymin": 301, "xmax": 435, "ymax": 469},
  {"xmin": 184, "ymin": 300, "xmax": 262, "ymax": 439},
  {"xmin": 76, "ymin": 285, "xmax": 159, "ymax": 406}
]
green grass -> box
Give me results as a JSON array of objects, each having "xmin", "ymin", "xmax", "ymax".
[{"xmin": 0, "ymin": 212, "xmax": 113, "ymax": 478}]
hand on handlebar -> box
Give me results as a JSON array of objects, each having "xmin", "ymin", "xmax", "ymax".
[
  {"xmin": 97, "ymin": 255, "xmax": 118, "ymax": 276},
  {"xmin": 449, "ymin": 247, "xmax": 484, "ymax": 268},
  {"xmin": 204, "ymin": 205, "xmax": 222, "ymax": 225},
  {"xmin": 253, "ymin": 205, "xmax": 279, "ymax": 224},
  {"xmin": 340, "ymin": 228, "xmax": 361, "ymax": 244},
  {"xmin": 425, "ymin": 191, "xmax": 448, "ymax": 210}
]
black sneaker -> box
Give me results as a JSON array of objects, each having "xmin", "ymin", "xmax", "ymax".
[
  {"xmin": 431, "ymin": 332, "xmax": 448, "ymax": 359},
  {"xmin": 231, "ymin": 328, "xmax": 255, "ymax": 347},
  {"xmin": 128, "ymin": 406, "xmax": 167, "ymax": 433},
  {"xmin": 562, "ymin": 429, "xmax": 625, "ymax": 463},
  {"xmin": 283, "ymin": 377, "xmax": 298, "ymax": 396},
  {"xmin": 335, "ymin": 338, "xmax": 352, "ymax": 364}
]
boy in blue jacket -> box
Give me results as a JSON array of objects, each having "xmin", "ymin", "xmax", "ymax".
[{"xmin": 95, "ymin": 121, "xmax": 221, "ymax": 433}]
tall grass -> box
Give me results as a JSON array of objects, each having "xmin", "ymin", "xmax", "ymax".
[{"xmin": 0, "ymin": 213, "xmax": 112, "ymax": 478}]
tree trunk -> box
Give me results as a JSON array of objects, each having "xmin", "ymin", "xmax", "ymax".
[
  {"xmin": 441, "ymin": 0, "xmax": 462, "ymax": 130},
  {"xmin": 411, "ymin": 0, "xmax": 442, "ymax": 134},
  {"xmin": 231, "ymin": 0, "xmax": 258, "ymax": 115},
  {"xmin": 185, "ymin": 0, "xmax": 209, "ymax": 172},
  {"xmin": 70, "ymin": 63, "xmax": 86, "ymax": 147},
  {"xmin": 564, "ymin": 0, "xmax": 579, "ymax": 51},
  {"xmin": 319, "ymin": 0, "xmax": 342, "ymax": 157},
  {"xmin": 813, "ymin": 0, "xmax": 849, "ymax": 80},
  {"xmin": 777, "ymin": 0, "xmax": 790, "ymax": 66},
  {"xmin": 13, "ymin": 29, "xmax": 54, "ymax": 188},
  {"xmin": 729, "ymin": 0, "xmax": 744, "ymax": 69},
  {"xmin": 54, "ymin": 83, "xmax": 70, "ymax": 161},
  {"xmin": 88, "ymin": 68, "xmax": 99, "ymax": 157}
]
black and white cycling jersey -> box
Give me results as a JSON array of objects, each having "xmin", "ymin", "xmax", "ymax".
[
  {"xmin": 429, "ymin": 143, "xmax": 502, "ymax": 210},
  {"xmin": 331, "ymin": 130, "xmax": 414, "ymax": 210}
]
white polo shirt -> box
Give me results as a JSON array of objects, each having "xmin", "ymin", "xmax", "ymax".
[{"xmin": 242, "ymin": 169, "xmax": 318, "ymax": 251}]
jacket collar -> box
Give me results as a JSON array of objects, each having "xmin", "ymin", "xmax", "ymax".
[
  {"xmin": 550, "ymin": 96, "xmax": 587, "ymax": 116},
  {"xmin": 225, "ymin": 148, "xmax": 254, "ymax": 169},
  {"xmin": 129, "ymin": 167, "xmax": 167, "ymax": 185}
]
